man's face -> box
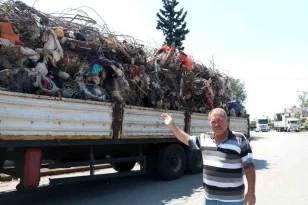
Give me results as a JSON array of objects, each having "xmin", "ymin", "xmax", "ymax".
[{"xmin": 209, "ymin": 111, "xmax": 229, "ymax": 136}]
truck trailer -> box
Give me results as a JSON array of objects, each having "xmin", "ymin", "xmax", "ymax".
[
  {"xmin": 274, "ymin": 113, "xmax": 300, "ymax": 132},
  {"xmin": 0, "ymin": 90, "xmax": 249, "ymax": 192}
]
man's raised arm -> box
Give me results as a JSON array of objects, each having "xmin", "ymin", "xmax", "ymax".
[{"xmin": 160, "ymin": 113, "xmax": 190, "ymax": 145}]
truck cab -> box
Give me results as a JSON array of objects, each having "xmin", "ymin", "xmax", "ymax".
[
  {"xmin": 255, "ymin": 116, "xmax": 270, "ymax": 132},
  {"xmin": 286, "ymin": 118, "xmax": 300, "ymax": 132}
]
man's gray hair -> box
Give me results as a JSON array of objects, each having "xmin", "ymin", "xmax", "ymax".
[{"xmin": 208, "ymin": 108, "xmax": 228, "ymax": 119}]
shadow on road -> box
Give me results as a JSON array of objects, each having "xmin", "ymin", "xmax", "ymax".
[
  {"xmin": 254, "ymin": 159, "xmax": 270, "ymax": 170},
  {"xmin": 249, "ymin": 136, "xmax": 265, "ymax": 141},
  {"xmin": 0, "ymin": 174, "xmax": 203, "ymax": 205}
]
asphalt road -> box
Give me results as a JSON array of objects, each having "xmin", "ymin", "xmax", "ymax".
[{"xmin": 0, "ymin": 131, "xmax": 307, "ymax": 205}]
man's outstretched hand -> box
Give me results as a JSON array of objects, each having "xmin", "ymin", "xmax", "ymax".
[
  {"xmin": 160, "ymin": 112, "xmax": 189, "ymax": 145},
  {"xmin": 160, "ymin": 113, "xmax": 174, "ymax": 127}
]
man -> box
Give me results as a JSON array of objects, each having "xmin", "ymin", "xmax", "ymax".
[{"xmin": 160, "ymin": 108, "xmax": 256, "ymax": 205}]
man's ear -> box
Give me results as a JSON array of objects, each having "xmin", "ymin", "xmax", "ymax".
[{"xmin": 227, "ymin": 117, "xmax": 230, "ymax": 126}]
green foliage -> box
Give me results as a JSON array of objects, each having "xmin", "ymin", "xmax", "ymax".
[
  {"xmin": 295, "ymin": 112, "xmax": 301, "ymax": 119},
  {"xmin": 2, "ymin": 0, "xmax": 11, "ymax": 11},
  {"xmin": 156, "ymin": 0, "xmax": 190, "ymax": 50},
  {"xmin": 304, "ymin": 121, "xmax": 308, "ymax": 131},
  {"xmin": 230, "ymin": 77, "xmax": 247, "ymax": 104},
  {"xmin": 297, "ymin": 91, "xmax": 308, "ymax": 108}
]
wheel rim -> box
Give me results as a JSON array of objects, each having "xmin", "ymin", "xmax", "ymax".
[{"xmin": 170, "ymin": 153, "xmax": 182, "ymax": 172}]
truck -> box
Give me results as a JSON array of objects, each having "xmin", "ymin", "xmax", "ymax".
[
  {"xmin": 249, "ymin": 120, "xmax": 256, "ymax": 131},
  {"xmin": 255, "ymin": 116, "xmax": 270, "ymax": 132},
  {"xmin": 273, "ymin": 113, "xmax": 300, "ymax": 132},
  {"xmin": 0, "ymin": 90, "xmax": 249, "ymax": 192}
]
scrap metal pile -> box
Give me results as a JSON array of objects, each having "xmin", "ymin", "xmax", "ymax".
[{"xmin": 0, "ymin": 0, "xmax": 240, "ymax": 115}]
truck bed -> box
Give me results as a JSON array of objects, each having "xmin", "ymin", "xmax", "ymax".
[
  {"xmin": 190, "ymin": 113, "xmax": 248, "ymax": 136},
  {"xmin": 0, "ymin": 91, "xmax": 113, "ymax": 140},
  {"xmin": 274, "ymin": 121, "xmax": 285, "ymax": 128},
  {"xmin": 0, "ymin": 91, "xmax": 249, "ymax": 141}
]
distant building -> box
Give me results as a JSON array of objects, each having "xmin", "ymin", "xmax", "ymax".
[{"xmin": 282, "ymin": 106, "xmax": 303, "ymax": 118}]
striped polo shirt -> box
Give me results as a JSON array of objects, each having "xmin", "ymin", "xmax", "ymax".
[{"xmin": 188, "ymin": 129, "xmax": 254, "ymax": 202}]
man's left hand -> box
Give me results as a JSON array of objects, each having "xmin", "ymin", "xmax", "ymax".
[{"xmin": 244, "ymin": 192, "xmax": 256, "ymax": 205}]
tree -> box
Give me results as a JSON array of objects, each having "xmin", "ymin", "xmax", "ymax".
[
  {"xmin": 297, "ymin": 91, "xmax": 308, "ymax": 108},
  {"xmin": 230, "ymin": 77, "xmax": 247, "ymax": 104},
  {"xmin": 156, "ymin": 0, "xmax": 190, "ymax": 50},
  {"xmin": 295, "ymin": 112, "xmax": 301, "ymax": 119}
]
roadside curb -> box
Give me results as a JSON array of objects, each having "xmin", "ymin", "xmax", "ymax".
[{"xmin": 0, "ymin": 164, "xmax": 112, "ymax": 182}]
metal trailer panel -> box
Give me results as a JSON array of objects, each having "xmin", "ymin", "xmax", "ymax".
[
  {"xmin": 190, "ymin": 113, "xmax": 211, "ymax": 136},
  {"xmin": 0, "ymin": 91, "xmax": 113, "ymax": 140},
  {"xmin": 274, "ymin": 121, "xmax": 286, "ymax": 128},
  {"xmin": 190, "ymin": 113, "xmax": 249, "ymax": 136},
  {"xmin": 121, "ymin": 106, "xmax": 185, "ymax": 139},
  {"xmin": 229, "ymin": 117, "xmax": 249, "ymax": 136}
]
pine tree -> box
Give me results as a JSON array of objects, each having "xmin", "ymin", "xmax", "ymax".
[{"xmin": 156, "ymin": 0, "xmax": 190, "ymax": 50}]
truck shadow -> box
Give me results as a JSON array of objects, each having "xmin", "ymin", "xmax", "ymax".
[
  {"xmin": 249, "ymin": 136, "xmax": 265, "ymax": 141},
  {"xmin": 0, "ymin": 173, "xmax": 204, "ymax": 205}
]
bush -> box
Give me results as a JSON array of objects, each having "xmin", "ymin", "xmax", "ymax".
[{"xmin": 304, "ymin": 121, "xmax": 308, "ymax": 131}]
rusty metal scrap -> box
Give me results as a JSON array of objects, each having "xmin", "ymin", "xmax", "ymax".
[{"xmin": 0, "ymin": 0, "xmax": 235, "ymax": 114}]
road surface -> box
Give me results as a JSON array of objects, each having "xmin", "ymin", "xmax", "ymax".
[{"xmin": 0, "ymin": 131, "xmax": 308, "ymax": 205}]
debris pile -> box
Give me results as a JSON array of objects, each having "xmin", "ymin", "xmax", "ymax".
[{"xmin": 0, "ymin": 1, "xmax": 244, "ymax": 115}]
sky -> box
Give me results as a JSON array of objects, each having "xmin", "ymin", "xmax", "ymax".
[{"xmin": 20, "ymin": 0, "xmax": 308, "ymax": 119}]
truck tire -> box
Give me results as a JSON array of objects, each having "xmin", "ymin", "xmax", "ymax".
[
  {"xmin": 0, "ymin": 149, "xmax": 6, "ymax": 168},
  {"xmin": 111, "ymin": 161, "xmax": 136, "ymax": 172},
  {"xmin": 146, "ymin": 153, "xmax": 158, "ymax": 176},
  {"xmin": 157, "ymin": 144, "xmax": 186, "ymax": 181},
  {"xmin": 185, "ymin": 147, "xmax": 203, "ymax": 174}
]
